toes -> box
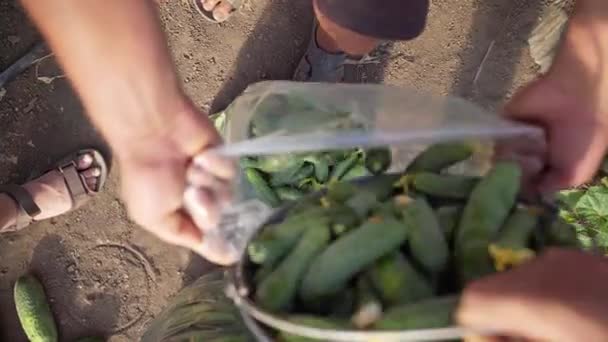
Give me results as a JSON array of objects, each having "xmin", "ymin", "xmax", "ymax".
[
  {"xmin": 81, "ymin": 167, "xmax": 101, "ymax": 179},
  {"xmin": 86, "ymin": 177, "xmax": 98, "ymax": 190},
  {"xmin": 77, "ymin": 153, "xmax": 94, "ymax": 170},
  {"xmin": 202, "ymin": 0, "xmax": 221, "ymax": 11},
  {"xmin": 213, "ymin": 1, "xmax": 234, "ymax": 22}
]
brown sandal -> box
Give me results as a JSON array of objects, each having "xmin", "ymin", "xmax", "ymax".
[{"xmin": 0, "ymin": 148, "xmax": 108, "ymax": 232}]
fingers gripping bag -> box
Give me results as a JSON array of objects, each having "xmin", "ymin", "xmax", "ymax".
[{"xmin": 168, "ymin": 81, "xmax": 582, "ymax": 341}]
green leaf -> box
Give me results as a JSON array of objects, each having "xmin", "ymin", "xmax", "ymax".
[
  {"xmin": 557, "ymin": 189, "xmax": 585, "ymax": 210},
  {"xmin": 209, "ymin": 111, "xmax": 226, "ymax": 135},
  {"xmin": 574, "ymin": 185, "xmax": 608, "ymax": 222},
  {"xmin": 567, "ymin": 185, "xmax": 608, "ymax": 250}
]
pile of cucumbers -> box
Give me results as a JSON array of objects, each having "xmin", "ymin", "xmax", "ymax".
[
  {"xmin": 232, "ymin": 92, "xmax": 391, "ymax": 208},
  {"xmin": 244, "ymin": 142, "xmax": 579, "ymax": 339},
  {"xmin": 243, "ymin": 148, "xmax": 391, "ymax": 208}
]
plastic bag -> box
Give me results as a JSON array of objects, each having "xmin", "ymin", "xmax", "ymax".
[{"xmin": 191, "ymin": 81, "xmax": 543, "ymax": 266}]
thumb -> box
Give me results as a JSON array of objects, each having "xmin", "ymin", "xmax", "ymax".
[{"xmin": 504, "ymin": 77, "xmax": 566, "ymax": 123}]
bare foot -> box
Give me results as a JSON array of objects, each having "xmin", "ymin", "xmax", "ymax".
[
  {"xmin": 200, "ymin": 0, "xmax": 235, "ymax": 22},
  {"xmin": 21, "ymin": 153, "xmax": 102, "ymax": 220}
]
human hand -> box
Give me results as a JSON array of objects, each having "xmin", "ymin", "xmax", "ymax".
[
  {"xmin": 458, "ymin": 248, "xmax": 608, "ymax": 342},
  {"xmin": 500, "ymin": 5, "xmax": 608, "ymax": 193},
  {"xmin": 118, "ymin": 99, "xmax": 237, "ymax": 265}
]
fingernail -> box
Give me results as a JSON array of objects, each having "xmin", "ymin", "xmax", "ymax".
[{"xmin": 193, "ymin": 153, "xmax": 213, "ymax": 169}]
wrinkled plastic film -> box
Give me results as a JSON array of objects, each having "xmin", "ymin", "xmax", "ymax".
[{"xmin": 216, "ymin": 81, "xmax": 543, "ymax": 156}]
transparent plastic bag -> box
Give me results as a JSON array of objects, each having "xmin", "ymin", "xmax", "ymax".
[{"xmin": 191, "ymin": 81, "xmax": 543, "ymax": 266}]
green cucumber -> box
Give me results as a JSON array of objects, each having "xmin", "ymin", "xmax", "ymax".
[
  {"xmin": 494, "ymin": 206, "xmax": 539, "ymax": 249},
  {"xmin": 340, "ymin": 163, "xmax": 372, "ymax": 181},
  {"xmin": 412, "ymin": 173, "xmax": 480, "ymax": 199},
  {"xmin": 401, "ymin": 198, "xmax": 449, "ymax": 275},
  {"xmin": 455, "ymin": 162, "xmax": 521, "ymax": 283},
  {"xmin": 436, "ymin": 205, "xmax": 463, "ymax": 242},
  {"xmin": 325, "ymin": 182, "xmax": 357, "ymax": 204},
  {"xmin": 345, "ymin": 191, "xmax": 380, "ymax": 218},
  {"xmin": 276, "ymin": 186, "xmax": 305, "ymax": 202},
  {"xmin": 14, "ymin": 275, "xmax": 58, "ymax": 342},
  {"xmin": 256, "ymin": 225, "xmax": 331, "ymax": 312},
  {"xmin": 326, "ymin": 205, "xmax": 360, "ymax": 236},
  {"xmin": 364, "ymin": 148, "xmax": 392, "ymax": 174},
  {"xmin": 271, "ymin": 164, "xmax": 314, "ymax": 187},
  {"xmin": 489, "ymin": 206, "xmax": 539, "ymax": 271},
  {"xmin": 300, "ymin": 216, "xmax": 408, "ymax": 300},
  {"xmin": 368, "ymin": 252, "xmax": 433, "ymax": 305},
  {"xmin": 247, "ymin": 207, "xmax": 328, "ymax": 265},
  {"xmin": 245, "ymin": 168, "xmax": 280, "ymax": 207},
  {"xmin": 374, "ymin": 296, "xmax": 458, "ymax": 330},
  {"xmin": 304, "ymin": 155, "xmax": 331, "ymax": 183},
  {"xmin": 330, "ymin": 152, "xmax": 361, "ymax": 182},
  {"xmin": 406, "ymin": 143, "xmax": 473, "ymax": 172},
  {"xmin": 545, "ymin": 217, "xmax": 580, "ymax": 248},
  {"xmin": 269, "ymin": 161, "xmax": 306, "ymax": 186},
  {"xmin": 356, "ymin": 174, "xmax": 400, "ymax": 200}
]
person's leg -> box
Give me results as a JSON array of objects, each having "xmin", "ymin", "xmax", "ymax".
[
  {"xmin": 294, "ymin": 0, "xmax": 430, "ymax": 82},
  {"xmin": 314, "ymin": 0, "xmax": 380, "ymax": 57},
  {"xmin": 0, "ymin": 194, "xmax": 18, "ymax": 230},
  {"xmin": 0, "ymin": 153, "xmax": 102, "ymax": 232}
]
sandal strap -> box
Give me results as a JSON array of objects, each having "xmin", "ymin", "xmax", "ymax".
[
  {"xmin": 0, "ymin": 184, "xmax": 41, "ymax": 218},
  {"xmin": 59, "ymin": 162, "xmax": 89, "ymax": 208}
]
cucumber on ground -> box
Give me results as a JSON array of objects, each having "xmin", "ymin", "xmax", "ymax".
[
  {"xmin": 374, "ymin": 296, "xmax": 459, "ymax": 330},
  {"xmin": 255, "ymin": 225, "xmax": 331, "ymax": 312},
  {"xmin": 368, "ymin": 252, "xmax": 433, "ymax": 305},
  {"xmin": 14, "ymin": 274, "xmax": 58, "ymax": 342},
  {"xmin": 300, "ymin": 216, "xmax": 408, "ymax": 300}
]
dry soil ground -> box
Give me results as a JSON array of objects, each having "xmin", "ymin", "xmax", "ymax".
[{"xmin": 0, "ymin": 0, "xmax": 542, "ymax": 340}]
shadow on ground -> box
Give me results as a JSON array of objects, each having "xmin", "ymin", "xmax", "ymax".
[
  {"xmin": 449, "ymin": 0, "xmax": 543, "ymax": 107},
  {"xmin": 210, "ymin": 0, "xmax": 313, "ymax": 112}
]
